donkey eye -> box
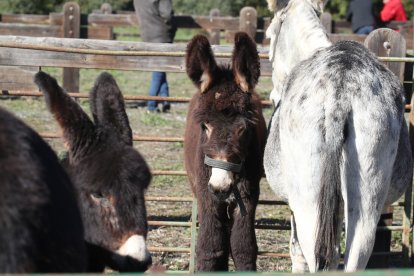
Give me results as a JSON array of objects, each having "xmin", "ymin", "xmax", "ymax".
[
  {"xmin": 90, "ymin": 192, "xmax": 104, "ymax": 200},
  {"xmin": 237, "ymin": 125, "xmax": 246, "ymax": 135},
  {"xmin": 201, "ymin": 122, "xmax": 211, "ymax": 131},
  {"xmin": 90, "ymin": 193, "xmax": 112, "ymax": 207}
]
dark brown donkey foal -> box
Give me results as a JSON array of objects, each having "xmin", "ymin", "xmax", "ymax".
[{"xmin": 184, "ymin": 32, "xmax": 267, "ymax": 271}]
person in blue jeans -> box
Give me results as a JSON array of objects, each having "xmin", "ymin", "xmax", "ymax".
[
  {"xmin": 346, "ymin": 0, "xmax": 376, "ymax": 35},
  {"xmin": 134, "ymin": 0, "xmax": 176, "ymax": 112},
  {"xmin": 148, "ymin": 72, "xmax": 170, "ymax": 112}
]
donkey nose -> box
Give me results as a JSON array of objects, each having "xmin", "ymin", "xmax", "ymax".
[
  {"xmin": 208, "ymin": 168, "xmax": 233, "ymax": 200},
  {"xmin": 117, "ymin": 234, "xmax": 152, "ymax": 265}
]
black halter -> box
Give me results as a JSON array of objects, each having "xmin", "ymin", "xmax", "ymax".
[
  {"xmin": 204, "ymin": 155, "xmax": 243, "ymax": 173},
  {"xmin": 204, "ymin": 155, "xmax": 247, "ymax": 216}
]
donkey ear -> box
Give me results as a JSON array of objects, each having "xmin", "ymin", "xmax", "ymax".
[
  {"xmin": 266, "ymin": 0, "xmax": 277, "ymax": 11},
  {"xmin": 232, "ymin": 32, "xmax": 260, "ymax": 92},
  {"xmin": 307, "ymin": 0, "xmax": 324, "ymax": 13},
  {"xmin": 185, "ymin": 34, "xmax": 218, "ymax": 93},
  {"xmin": 89, "ymin": 72, "xmax": 133, "ymax": 145},
  {"xmin": 34, "ymin": 71, "xmax": 95, "ymax": 153}
]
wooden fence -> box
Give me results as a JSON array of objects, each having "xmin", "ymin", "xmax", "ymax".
[
  {"xmin": 0, "ymin": 28, "xmax": 413, "ymax": 272},
  {"xmin": 2, "ymin": 2, "xmax": 413, "ymax": 47}
]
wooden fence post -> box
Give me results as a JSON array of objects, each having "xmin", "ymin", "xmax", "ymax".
[
  {"xmin": 364, "ymin": 28, "xmax": 406, "ymax": 82},
  {"xmin": 100, "ymin": 3, "xmax": 113, "ymax": 14},
  {"xmin": 239, "ymin": 7, "xmax": 257, "ymax": 40},
  {"xmin": 364, "ymin": 28, "xmax": 408, "ymax": 267},
  {"xmin": 208, "ymin": 9, "xmax": 220, "ymax": 45},
  {"xmin": 62, "ymin": 2, "xmax": 80, "ymax": 93}
]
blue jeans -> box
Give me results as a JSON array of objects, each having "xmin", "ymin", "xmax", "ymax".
[
  {"xmin": 355, "ymin": 26, "xmax": 374, "ymax": 35},
  {"xmin": 148, "ymin": 71, "xmax": 169, "ymax": 111}
]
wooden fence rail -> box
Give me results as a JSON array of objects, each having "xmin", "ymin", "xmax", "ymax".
[
  {"xmin": 2, "ymin": 2, "xmax": 412, "ymax": 48},
  {"xmin": 0, "ymin": 31, "xmax": 413, "ymax": 272}
]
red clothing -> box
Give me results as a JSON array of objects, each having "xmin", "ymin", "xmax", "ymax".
[{"xmin": 380, "ymin": 0, "xmax": 407, "ymax": 22}]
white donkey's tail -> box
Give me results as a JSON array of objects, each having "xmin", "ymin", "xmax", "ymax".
[{"xmin": 314, "ymin": 112, "xmax": 347, "ymax": 270}]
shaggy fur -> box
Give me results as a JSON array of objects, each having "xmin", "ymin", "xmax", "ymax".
[
  {"xmin": 34, "ymin": 72, "xmax": 152, "ymax": 272},
  {"xmin": 184, "ymin": 32, "xmax": 267, "ymax": 271},
  {"xmin": 0, "ymin": 107, "xmax": 86, "ymax": 272},
  {"xmin": 264, "ymin": 0, "xmax": 413, "ymax": 272}
]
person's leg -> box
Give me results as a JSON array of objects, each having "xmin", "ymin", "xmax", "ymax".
[
  {"xmin": 158, "ymin": 72, "xmax": 170, "ymax": 112},
  {"xmin": 355, "ymin": 26, "xmax": 374, "ymax": 35},
  {"xmin": 147, "ymin": 72, "xmax": 164, "ymax": 112}
]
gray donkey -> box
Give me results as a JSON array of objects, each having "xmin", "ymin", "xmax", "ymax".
[{"xmin": 264, "ymin": 0, "xmax": 412, "ymax": 272}]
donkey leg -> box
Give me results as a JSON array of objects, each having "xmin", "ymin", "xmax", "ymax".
[
  {"xmin": 290, "ymin": 203, "xmax": 320, "ymax": 272},
  {"xmin": 343, "ymin": 193, "xmax": 384, "ymax": 271},
  {"xmin": 196, "ymin": 202, "xmax": 230, "ymax": 271},
  {"xmin": 230, "ymin": 204, "xmax": 258, "ymax": 271},
  {"xmin": 342, "ymin": 112, "xmax": 400, "ymax": 271},
  {"xmin": 289, "ymin": 214, "xmax": 308, "ymax": 273},
  {"xmin": 343, "ymin": 172, "xmax": 389, "ymax": 271}
]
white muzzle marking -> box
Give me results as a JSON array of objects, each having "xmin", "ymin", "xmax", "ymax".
[
  {"xmin": 117, "ymin": 234, "xmax": 151, "ymax": 263},
  {"xmin": 209, "ymin": 168, "xmax": 233, "ymax": 191}
]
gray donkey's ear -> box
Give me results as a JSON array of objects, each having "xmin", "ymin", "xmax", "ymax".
[
  {"xmin": 307, "ymin": 0, "xmax": 324, "ymax": 13},
  {"xmin": 267, "ymin": 0, "xmax": 277, "ymax": 11}
]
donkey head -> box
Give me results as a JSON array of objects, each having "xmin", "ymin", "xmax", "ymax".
[
  {"xmin": 34, "ymin": 72, "xmax": 152, "ymax": 272},
  {"xmin": 185, "ymin": 32, "xmax": 260, "ymax": 201}
]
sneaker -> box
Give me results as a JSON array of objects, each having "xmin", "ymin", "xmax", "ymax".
[{"xmin": 162, "ymin": 104, "xmax": 171, "ymax": 113}]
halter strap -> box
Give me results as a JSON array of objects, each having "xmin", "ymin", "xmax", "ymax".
[
  {"xmin": 204, "ymin": 155, "xmax": 247, "ymax": 217},
  {"xmin": 204, "ymin": 155, "xmax": 243, "ymax": 173}
]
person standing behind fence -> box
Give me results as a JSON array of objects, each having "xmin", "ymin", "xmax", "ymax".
[
  {"xmin": 380, "ymin": 0, "xmax": 407, "ymax": 23},
  {"xmin": 134, "ymin": 0, "xmax": 177, "ymax": 113},
  {"xmin": 346, "ymin": 0, "xmax": 376, "ymax": 35}
]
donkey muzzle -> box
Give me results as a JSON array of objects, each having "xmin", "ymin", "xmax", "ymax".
[
  {"xmin": 117, "ymin": 235, "xmax": 152, "ymax": 269},
  {"xmin": 208, "ymin": 167, "xmax": 234, "ymax": 201},
  {"xmin": 205, "ymin": 155, "xmax": 244, "ymax": 201}
]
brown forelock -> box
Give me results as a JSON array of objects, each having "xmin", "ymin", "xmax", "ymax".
[
  {"xmin": 192, "ymin": 67, "xmax": 259, "ymax": 127},
  {"xmin": 232, "ymin": 32, "xmax": 260, "ymax": 91},
  {"xmin": 185, "ymin": 34, "xmax": 218, "ymax": 89}
]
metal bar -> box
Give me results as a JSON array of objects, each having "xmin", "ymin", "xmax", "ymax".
[
  {"xmin": 257, "ymin": 252, "xmax": 290, "ymax": 257},
  {"xmin": 146, "ymin": 196, "xmax": 194, "ymax": 202},
  {"xmin": 151, "ymin": 170, "xmax": 187, "ymax": 176},
  {"xmin": 146, "ymin": 220, "xmax": 403, "ymax": 232},
  {"xmin": 40, "ymin": 132, "xmax": 184, "ymax": 142},
  {"xmin": 148, "ymin": 221, "xmax": 191, "ymax": 227},
  {"xmin": 189, "ymin": 198, "xmax": 198, "ymax": 273},
  {"xmin": 147, "ymin": 247, "xmax": 402, "ymax": 257},
  {"xmin": 0, "ymin": 90, "xmax": 274, "ymax": 106},
  {"xmin": 148, "ymin": 246, "xmax": 190, "ymax": 253},
  {"xmin": 145, "ymin": 196, "xmax": 405, "ymax": 208}
]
